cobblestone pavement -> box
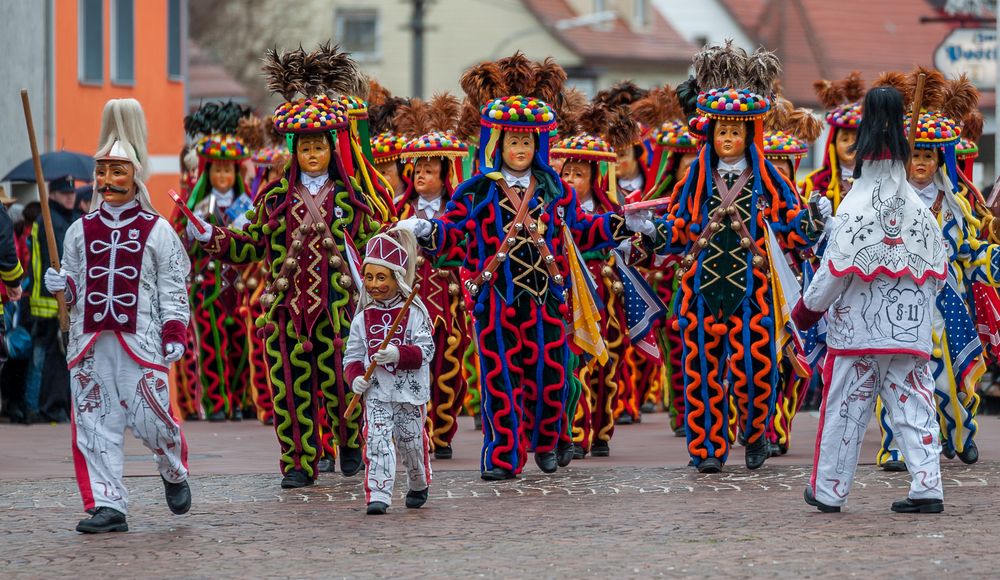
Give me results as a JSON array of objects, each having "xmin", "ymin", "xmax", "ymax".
[{"xmin": 2, "ymin": 412, "xmax": 998, "ymax": 578}]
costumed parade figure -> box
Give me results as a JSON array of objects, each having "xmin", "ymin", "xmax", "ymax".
[
  {"xmin": 876, "ymin": 70, "xmax": 1000, "ymax": 471},
  {"xmin": 398, "ymin": 53, "xmax": 641, "ymax": 480},
  {"xmin": 187, "ymin": 44, "xmax": 390, "ymax": 487},
  {"xmin": 0, "ymin": 203, "xmax": 24, "ymax": 375},
  {"xmin": 641, "ymin": 42, "xmax": 828, "ymax": 473},
  {"xmin": 796, "ymin": 86, "xmax": 948, "ymax": 514},
  {"xmin": 802, "ymin": 72, "xmax": 866, "ymax": 210},
  {"xmin": 393, "ymin": 94, "xmax": 472, "ymax": 460},
  {"xmin": 551, "ymin": 102, "xmax": 637, "ymax": 458},
  {"xmin": 175, "ymin": 101, "xmax": 254, "ymax": 422},
  {"xmin": 345, "ymin": 230, "xmax": 434, "ymax": 515},
  {"xmin": 761, "ymin": 96, "xmax": 824, "ymax": 456},
  {"xmin": 45, "ymin": 98, "xmax": 192, "ymax": 532}
]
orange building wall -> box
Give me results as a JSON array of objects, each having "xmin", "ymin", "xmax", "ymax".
[{"xmin": 54, "ymin": 0, "xmax": 184, "ymax": 215}]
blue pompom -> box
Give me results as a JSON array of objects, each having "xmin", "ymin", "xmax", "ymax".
[
  {"xmin": 690, "ymin": 223, "xmax": 701, "ymax": 235},
  {"xmin": 474, "ymin": 303, "xmax": 486, "ymax": 315},
  {"xmin": 529, "ymin": 198, "xmax": 539, "ymax": 210},
  {"xmin": 760, "ymin": 316, "xmax": 773, "ymax": 328},
  {"xmin": 677, "ymin": 317, "xmax": 690, "ymax": 329},
  {"xmin": 446, "ymin": 201, "xmax": 456, "ymax": 211}
]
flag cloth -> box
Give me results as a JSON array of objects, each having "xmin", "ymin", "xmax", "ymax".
[
  {"xmin": 564, "ymin": 227, "xmax": 608, "ymax": 365},
  {"xmin": 612, "ymin": 248, "xmax": 667, "ymax": 362},
  {"xmin": 971, "ymin": 281, "xmax": 1000, "ymax": 363},
  {"xmin": 765, "ymin": 224, "xmax": 811, "ymax": 380}
]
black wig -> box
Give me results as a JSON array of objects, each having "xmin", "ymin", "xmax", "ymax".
[{"xmin": 851, "ymin": 87, "xmax": 909, "ymax": 179}]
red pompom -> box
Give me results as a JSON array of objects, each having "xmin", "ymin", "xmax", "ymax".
[
  {"xmin": 301, "ymin": 340, "xmax": 313, "ymax": 353},
  {"xmin": 505, "ymin": 307, "xmax": 517, "ymax": 318},
  {"xmin": 540, "ymin": 213, "xmax": 550, "ymax": 224},
  {"xmin": 465, "ymin": 220, "xmax": 476, "ymax": 231},
  {"xmin": 263, "ymin": 323, "xmax": 276, "ymax": 335},
  {"xmin": 711, "ymin": 323, "xmax": 728, "ymax": 335},
  {"xmin": 333, "ymin": 337, "xmax": 344, "ymax": 349},
  {"xmin": 558, "ymin": 304, "xmax": 570, "ymax": 317}
]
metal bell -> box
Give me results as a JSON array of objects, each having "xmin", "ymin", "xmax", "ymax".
[
  {"xmin": 448, "ymin": 283, "xmax": 460, "ymax": 296},
  {"xmin": 291, "ymin": 240, "xmax": 303, "ymax": 251},
  {"xmin": 416, "ymin": 256, "xmax": 426, "ymax": 267},
  {"xmin": 284, "ymin": 257, "xmax": 297, "ymax": 270},
  {"xmin": 514, "ymin": 223, "xmax": 524, "ymax": 231},
  {"xmin": 322, "ymin": 237, "xmax": 335, "ymax": 250},
  {"xmin": 246, "ymin": 277, "xmax": 259, "ymax": 290},
  {"xmin": 740, "ymin": 237, "xmax": 752, "ymax": 249},
  {"xmin": 682, "ymin": 255, "xmax": 694, "ymax": 269},
  {"xmin": 275, "ymin": 278, "xmax": 290, "ymax": 292},
  {"xmin": 654, "ymin": 271, "xmax": 664, "ymax": 281},
  {"xmin": 235, "ymin": 281, "xmax": 246, "ymax": 293},
  {"xmin": 340, "ymin": 277, "xmax": 353, "ymax": 289},
  {"xmin": 329, "ymin": 256, "xmax": 343, "ymax": 269},
  {"xmin": 727, "ymin": 206, "xmax": 738, "ymax": 216},
  {"xmin": 553, "ymin": 274, "xmax": 564, "ymax": 285},
  {"xmin": 483, "ymin": 271, "xmax": 493, "ymax": 281},
  {"xmin": 697, "ymin": 238, "xmax": 709, "ymax": 248},
  {"xmin": 710, "ymin": 221, "xmax": 722, "ymax": 232},
  {"xmin": 298, "ymin": 225, "xmax": 310, "ymax": 236},
  {"xmin": 601, "ymin": 265, "xmax": 614, "ymax": 278},
  {"xmin": 313, "ymin": 223, "xmax": 325, "ymax": 234},
  {"xmin": 529, "ymin": 222, "xmax": 538, "ymax": 232},
  {"xmin": 544, "ymin": 255, "xmax": 555, "ymax": 264},
  {"xmin": 260, "ymin": 293, "xmax": 275, "ymax": 309},
  {"xmin": 496, "ymin": 252, "xmax": 507, "ymax": 262},
  {"xmin": 467, "ymin": 283, "xmax": 480, "ymax": 296},
  {"xmin": 612, "ymin": 281, "xmax": 624, "ymax": 295},
  {"xmin": 752, "ymin": 255, "xmax": 764, "ymax": 267}
]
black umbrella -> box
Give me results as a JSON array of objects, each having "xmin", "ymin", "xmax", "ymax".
[{"xmin": 2, "ymin": 150, "xmax": 95, "ymax": 183}]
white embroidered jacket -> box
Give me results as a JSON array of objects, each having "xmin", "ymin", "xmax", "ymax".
[
  {"xmin": 62, "ymin": 203, "xmax": 191, "ymax": 370},
  {"xmin": 344, "ymin": 296, "xmax": 435, "ymax": 405}
]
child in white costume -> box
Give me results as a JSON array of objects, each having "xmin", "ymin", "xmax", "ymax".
[
  {"xmin": 45, "ymin": 99, "xmax": 193, "ymax": 533},
  {"xmin": 345, "ymin": 229, "xmax": 435, "ymax": 515},
  {"xmin": 793, "ymin": 86, "xmax": 948, "ymax": 514}
]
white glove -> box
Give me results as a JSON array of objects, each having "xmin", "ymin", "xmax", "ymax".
[
  {"xmin": 615, "ymin": 238, "xmax": 634, "ymax": 253},
  {"xmin": 185, "ymin": 215, "xmax": 212, "ymax": 243},
  {"xmin": 372, "ymin": 344, "xmax": 400, "ymax": 366},
  {"xmin": 351, "ymin": 376, "xmax": 370, "ymax": 395},
  {"xmin": 44, "ymin": 267, "xmax": 67, "ymax": 293},
  {"xmin": 395, "ymin": 217, "xmax": 432, "ymax": 239},
  {"xmin": 163, "ymin": 342, "xmax": 185, "ymax": 363},
  {"xmin": 814, "ymin": 196, "xmax": 833, "ymax": 222},
  {"xmin": 624, "ymin": 209, "xmax": 657, "ymax": 237}
]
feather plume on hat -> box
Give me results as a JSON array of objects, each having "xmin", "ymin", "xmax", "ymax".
[{"xmin": 262, "ymin": 42, "xmax": 363, "ymax": 101}]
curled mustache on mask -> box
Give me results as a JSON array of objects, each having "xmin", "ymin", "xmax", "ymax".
[{"xmin": 99, "ymin": 184, "xmax": 130, "ymax": 194}]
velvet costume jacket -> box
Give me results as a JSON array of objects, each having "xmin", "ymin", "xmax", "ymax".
[{"xmin": 421, "ymin": 165, "xmax": 631, "ymax": 306}]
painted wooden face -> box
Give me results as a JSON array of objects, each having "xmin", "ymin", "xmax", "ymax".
[
  {"xmin": 560, "ymin": 160, "xmax": 593, "ymax": 200},
  {"xmin": 95, "ymin": 160, "xmax": 137, "ymax": 206},
  {"xmin": 364, "ymin": 263, "xmax": 399, "ymax": 302},
  {"xmin": 713, "ymin": 120, "xmax": 747, "ymax": 159},
  {"xmin": 209, "ymin": 161, "xmax": 237, "ymax": 193},
  {"xmin": 835, "ymin": 128, "xmax": 858, "ymax": 169},
  {"xmin": 413, "ymin": 157, "xmax": 445, "ymax": 198},
  {"xmin": 502, "ymin": 132, "xmax": 535, "ymax": 172},
  {"xmin": 376, "ymin": 160, "xmax": 403, "ymax": 196},
  {"xmin": 615, "ymin": 146, "xmax": 639, "ymax": 180},
  {"xmin": 297, "ymin": 133, "xmax": 332, "ymax": 175},
  {"xmin": 677, "ymin": 152, "xmax": 697, "ymax": 182},
  {"xmin": 909, "ymin": 148, "xmax": 938, "ymax": 187}
]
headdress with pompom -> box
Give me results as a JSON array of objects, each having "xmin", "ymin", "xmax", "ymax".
[
  {"xmin": 763, "ymin": 95, "xmax": 823, "ymax": 175},
  {"xmin": 550, "ymin": 102, "xmax": 635, "ymax": 206},
  {"xmin": 396, "ymin": 93, "xmax": 469, "ymax": 194}
]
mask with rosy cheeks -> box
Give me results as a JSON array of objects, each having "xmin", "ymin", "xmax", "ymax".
[
  {"xmin": 363, "ymin": 263, "xmax": 399, "ymax": 302},
  {"xmin": 376, "ymin": 161, "xmax": 403, "ymax": 196},
  {"xmin": 677, "ymin": 153, "xmax": 696, "ymax": 182},
  {"xmin": 615, "ymin": 147, "xmax": 639, "ymax": 180},
  {"xmin": 560, "ymin": 160, "xmax": 593, "ymax": 201},
  {"xmin": 413, "ymin": 158, "xmax": 445, "ymax": 199},
  {"xmin": 208, "ymin": 161, "xmax": 237, "ymax": 193},
  {"xmin": 835, "ymin": 128, "xmax": 858, "ymax": 169},
  {"xmin": 909, "ymin": 148, "xmax": 938, "ymax": 188},
  {"xmin": 713, "ymin": 120, "xmax": 747, "ymax": 160},
  {"xmin": 774, "ymin": 159, "xmax": 794, "ymax": 181},
  {"xmin": 296, "ymin": 133, "xmax": 332, "ymax": 175},
  {"xmin": 501, "ymin": 132, "xmax": 535, "ymax": 172},
  {"xmin": 95, "ymin": 161, "xmax": 137, "ymax": 206}
]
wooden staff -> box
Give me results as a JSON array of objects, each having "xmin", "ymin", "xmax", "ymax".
[
  {"xmin": 20, "ymin": 89, "xmax": 69, "ymax": 337},
  {"xmin": 343, "ymin": 283, "xmax": 421, "ymax": 419},
  {"xmin": 905, "ymin": 73, "xmax": 927, "ymax": 180}
]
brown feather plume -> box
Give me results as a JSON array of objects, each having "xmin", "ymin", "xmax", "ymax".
[
  {"xmin": 840, "ymin": 71, "xmax": 866, "ymax": 102},
  {"xmin": 765, "ymin": 96, "xmax": 794, "ymax": 132},
  {"xmin": 264, "ymin": 115, "xmax": 283, "ymax": 146},
  {"xmin": 963, "ymin": 109, "xmax": 984, "ymax": 143},
  {"xmin": 577, "ymin": 103, "xmax": 610, "ymax": 137},
  {"xmin": 460, "ymin": 61, "xmax": 506, "ymax": 108},
  {"xmin": 595, "ymin": 80, "xmax": 648, "ymax": 109},
  {"xmin": 873, "ymin": 71, "xmax": 911, "ymax": 107},
  {"xmin": 906, "ymin": 65, "xmax": 946, "ymax": 110},
  {"xmin": 498, "ymin": 52, "xmax": 535, "ymax": 97},
  {"xmin": 694, "ymin": 39, "xmax": 748, "ymax": 91},
  {"xmin": 940, "ymin": 74, "xmax": 979, "ymax": 123},
  {"xmin": 812, "ymin": 79, "xmax": 845, "ymax": 109},
  {"xmin": 603, "ymin": 105, "xmax": 640, "ymax": 152},
  {"xmin": 427, "ymin": 92, "xmax": 461, "ymax": 134},
  {"xmin": 555, "ymin": 88, "xmax": 588, "ymax": 137},
  {"xmin": 367, "ymin": 79, "xmax": 391, "ymax": 109},
  {"xmin": 456, "ymin": 99, "xmax": 482, "ymax": 142},
  {"xmin": 630, "ymin": 85, "xmax": 681, "ymax": 128},
  {"xmin": 744, "ymin": 47, "xmax": 781, "ymax": 96},
  {"xmin": 237, "ymin": 115, "xmax": 265, "ymax": 151},
  {"xmin": 369, "ymin": 97, "xmax": 408, "ymax": 134},
  {"xmin": 315, "ymin": 41, "xmax": 363, "ymax": 98},
  {"xmin": 532, "ymin": 57, "xmax": 567, "ymax": 104},
  {"xmin": 789, "ymin": 108, "xmax": 823, "ymax": 143},
  {"xmin": 263, "ymin": 46, "xmax": 307, "ymax": 101},
  {"xmin": 394, "ymin": 98, "xmax": 432, "ymax": 137}
]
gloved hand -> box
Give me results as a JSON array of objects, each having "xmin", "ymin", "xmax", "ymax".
[
  {"xmin": 163, "ymin": 342, "xmax": 185, "ymax": 363},
  {"xmin": 372, "ymin": 344, "xmax": 400, "ymax": 366},
  {"xmin": 624, "ymin": 209, "xmax": 656, "ymax": 237},
  {"xmin": 814, "ymin": 196, "xmax": 833, "ymax": 224},
  {"xmin": 351, "ymin": 376, "xmax": 370, "ymax": 395},
  {"xmin": 395, "ymin": 217, "xmax": 432, "ymax": 239},
  {"xmin": 185, "ymin": 215, "xmax": 213, "ymax": 243},
  {"xmin": 44, "ymin": 267, "xmax": 67, "ymax": 293}
]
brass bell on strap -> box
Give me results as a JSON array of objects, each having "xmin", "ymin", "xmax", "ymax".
[
  {"xmin": 329, "ymin": 256, "xmax": 343, "ymax": 269},
  {"xmin": 246, "ymin": 277, "xmax": 259, "ymax": 290},
  {"xmin": 654, "ymin": 271, "xmax": 664, "ymax": 282},
  {"xmin": 194, "ymin": 274, "xmax": 205, "ymax": 284},
  {"xmin": 710, "ymin": 221, "xmax": 722, "ymax": 232},
  {"xmin": 448, "ymin": 283, "xmax": 460, "ymax": 296},
  {"xmin": 612, "ymin": 281, "xmax": 624, "ymax": 295},
  {"xmin": 274, "ymin": 278, "xmax": 290, "ymax": 292},
  {"xmin": 553, "ymin": 274, "xmax": 564, "ymax": 285},
  {"xmin": 416, "ymin": 256, "xmax": 426, "ymax": 267},
  {"xmin": 313, "ymin": 223, "xmax": 325, "ymax": 234},
  {"xmin": 726, "ymin": 206, "xmax": 738, "ymax": 216},
  {"xmin": 483, "ymin": 271, "xmax": 493, "ymax": 281},
  {"xmin": 496, "ymin": 252, "xmax": 507, "ymax": 262},
  {"xmin": 322, "ymin": 237, "xmax": 335, "ymax": 250},
  {"xmin": 740, "ymin": 237, "xmax": 752, "ymax": 249},
  {"xmin": 284, "ymin": 257, "xmax": 297, "ymax": 270},
  {"xmin": 291, "ymin": 240, "xmax": 303, "ymax": 251},
  {"xmin": 260, "ymin": 293, "xmax": 275, "ymax": 309},
  {"xmin": 298, "ymin": 225, "xmax": 310, "ymax": 237},
  {"xmin": 697, "ymin": 238, "xmax": 709, "ymax": 248},
  {"xmin": 752, "ymin": 255, "xmax": 764, "ymax": 267},
  {"xmin": 544, "ymin": 255, "xmax": 555, "ymax": 264},
  {"xmin": 601, "ymin": 265, "xmax": 614, "ymax": 278},
  {"xmin": 340, "ymin": 276, "xmax": 353, "ymax": 289},
  {"xmin": 682, "ymin": 255, "xmax": 694, "ymax": 269}
]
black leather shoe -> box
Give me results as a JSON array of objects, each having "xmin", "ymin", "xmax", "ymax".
[
  {"xmin": 943, "ymin": 446, "xmax": 957, "ymax": 459},
  {"xmin": 480, "ymin": 467, "xmax": 515, "ymax": 481},
  {"xmin": 640, "ymin": 402, "xmax": 656, "ymax": 414},
  {"xmin": 891, "ymin": 497, "xmax": 944, "ymax": 514},
  {"xmin": 616, "ymin": 414, "xmax": 634, "ymax": 425},
  {"xmin": 697, "ymin": 457, "xmax": 723, "ymax": 473},
  {"xmin": 405, "ymin": 487, "xmax": 429, "ymax": 509},
  {"xmin": 316, "ymin": 456, "xmax": 335, "ymax": 473},
  {"xmin": 207, "ymin": 411, "xmax": 227, "ymax": 422},
  {"xmin": 162, "ymin": 477, "xmax": 191, "ymax": 514},
  {"xmin": 340, "ymin": 446, "xmax": 363, "ymax": 477},
  {"xmin": 881, "ymin": 460, "xmax": 907, "ymax": 472},
  {"xmin": 280, "ymin": 469, "xmax": 314, "ymax": 489},
  {"xmin": 242, "ymin": 407, "xmax": 257, "ymax": 420},
  {"xmin": 534, "ymin": 451, "xmax": 558, "ymax": 473},
  {"xmin": 230, "ymin": 406, "xmax": 243, "ymax": 421},
  {"xmin": 556, "ymin": 441, "xmax": 574, "ymax": 467},
  {"xmin": 673, "ymin": 426, "xmax": 686, "ymax": 438},
  {"xmin": 745, "ymin": 439, "xmax": 769, "ymax": 470},
  {"xmin": 958, "ymin": 440, "xmax": 979, "ymax": 465},
  {"xmin": 434, "ymin": 445, "xmax": 453, "ymax": 460},
  {"xmin": 591, "ymin": 440, "xmax": 610, "ymax": 457},
  {"xmin": 366, "ymin": 501, "xmax": 388, "ymax": 515},
  {"xmin": 473, "ymin": 414, "xmax": 482, "ymax": 431},
  {"xmin": 76, "ymin": 507, "xmax": 128, "ymax": 533},
  {"xmin": 572, "ymin": 443, "xmax": 586, "ymax": 460},
  {"xmin": 804, "ymin": 487, "xmax": 841, "ymax": 513}
]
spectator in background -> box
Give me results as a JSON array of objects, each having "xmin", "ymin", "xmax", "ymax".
[
  {"xmin": 1, "ymin": 202, "xmax": 26, "ymax": 421},
  {"xmin": 75, "ymin": 184, "xmax": 93, "ymax": 214},
  {"xmin": 24, "ymin": 177, "xmax": 80, "ymax": 423}
]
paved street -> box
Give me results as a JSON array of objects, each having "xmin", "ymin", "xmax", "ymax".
[{"xmin": 2, "ymin": 410, "xmax": 998, "ymax": 578}]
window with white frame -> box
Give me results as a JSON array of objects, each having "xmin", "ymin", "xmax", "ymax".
[
  {"xmin": 111, "ymin": 0, "xmax": 135, "ymax": 84},
  {"xmin": 78, "ymin": 0, "xmax": 103, "ymax": 84},
  {"xmin": 336, "ymin": 9, "xmax": 380, "ymax": 61},
  {"xmin": 167, "ymin": 0, "xmax": 183, "ymax": 80},
  {"xmin": 634, "ymin": 0, "xmax": 649, "ymax": 28}
]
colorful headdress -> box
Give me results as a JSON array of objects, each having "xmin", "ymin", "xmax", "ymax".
[
  {"xmin": 460, "ymin": 52, "xmax": 567, "ymax": 172},
  {"xmin": 655, "ymin": 121, "xmax": 700, "ymax": 153},
  {"xmin": 371, "ymin": 132, "xmax": 408, "ymax": 164},
  {"xmin": 262, "ymin": 42, "xmax": 392, "ymax": 221},
  {"xmin": 692, "ymin": 41, "xmax": 779, "ymax": 122},
  {"xmin": 550, "ymin": 103, "xmax": 636, "ymax": 205},
  {"xmin": 763, "ymin": 95, "xmax": 823, "ymax": 172},
  {"xmin": 369, "ymin": 93, "xmax": 409, "ymax": 164},
  {"xmin": 814, "ymin": 71, "xmax": 866, "ymax": 130},
  {"xmin": 395, "ymin": 93, "xmax": 469, "ymax": 193},
  {"xmin": 184, "ymin": 101, "xmax": 252, "ymax": 162}
]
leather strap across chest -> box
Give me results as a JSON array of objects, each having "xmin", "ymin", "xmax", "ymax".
[{"xmin": 680, "ymin": 170, "xmax": 766, "ymax": 269}]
